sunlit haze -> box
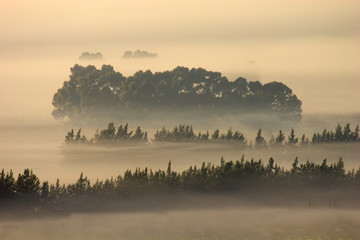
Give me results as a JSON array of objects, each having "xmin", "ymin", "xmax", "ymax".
[{"xmin": 1, "ymin": 0, "xmax": 359, "ymax": 120}]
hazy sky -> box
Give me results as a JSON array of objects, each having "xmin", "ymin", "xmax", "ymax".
[{"xmin": 0, "ymin": 0, "xmax": 359, "ymax": 118}]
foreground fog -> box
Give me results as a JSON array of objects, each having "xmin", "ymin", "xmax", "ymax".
[
  {"xmin": 1, "ymin": 208, "xmax": 359, "ymax": 239},
  {"xmin": 0, "ymin": 114, "xmax": 359, "ymax": 184},
  {"xmin": 1, "ymin": 1, "xmax": 359, "ymax": 238}
]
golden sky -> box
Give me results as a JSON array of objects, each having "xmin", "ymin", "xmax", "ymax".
[{"xmin": 0, "ymin": 0, "xmax": 359, "ymax": 116}]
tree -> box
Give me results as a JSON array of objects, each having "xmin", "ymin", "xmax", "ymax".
[
  {"xmin": 287, "ymin": 127, "xmax": 298, "ymax": 147},
  {"xmin": 41, "ymin": 181, "xmax": 50, "ymax": 198},
  {"xmin": 65, "ymin": 129, "xmax": 74, "ymax": 142},
  {"xmin": 16, "ymin": 169, "xmax": 40, "ymax": 199},
  {"xmin": 343, "ymin": 123, "xmax": 351, "ymax": 141},
  {"xmin": 0, "ymin": 169, "xmax": 15, "ymax": 197},
  {"xmin": 212, "ymin": 129, "xmax": 219, "ymax": 140},
  {"xmin": 351, "ymin": 125, "xmax": 359, "ymax": 141},
  {"xmin": 131, "ymin": 126, "xmax": 147, "ymax": 141},
  {"xmin": 334, "ymin": 124, "xmax": 343, "ymax": 142},
  {"xmin": 276, "ymin": 130, "xmax": 285, "ymax": 143},
  {"xmin": 300, "ymin": 134, "xmax": 309, "ymax": 147},
  {"xmin": 255, "ymin": 129, "xmax": 266, "ymax": 149},
  {"xmin": 291, "ymin": 157, "xmax": 299, "ymax": 174}
]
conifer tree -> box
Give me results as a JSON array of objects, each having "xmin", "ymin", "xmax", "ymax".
[
  {"xmin": 334, "ymin": 123, "xmax": 343, "ymax": 142},
  {"xmin": 255, "ymin": 128, "xmax": 266, "ymax": 149},
  {"xmin": 287, "ymin": 127, "xmax": 298, "ymax": 147}
]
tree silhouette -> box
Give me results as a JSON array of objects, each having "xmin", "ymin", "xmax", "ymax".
[
  {"xmin": 16, "ymin": 169, "xmax": 40, "ymax": 199},
  {"xmin": 287, "ymin": 127, "xmax": 298, "ymax": 147},
  {"xmin": 255, "ymin": 129, "xmax": 266, "ymax": 149},
  {"xmin": 52, "ymin": 65, "xmax": 302, "ymax": 121}
]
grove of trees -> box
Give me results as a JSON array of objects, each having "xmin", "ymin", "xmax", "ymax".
[
  {"xmin": 122, "ymin": 50, "xmax": 157, "ymax": 58},
  {"xmin": 52, "ymin": 65, "xmax": 302, "ymax": 121},
  {"xmin": 65, "ymin": 123, "xmax": 148, "ymax": 144},
  {"xmin": 1, "ymin": 157, "xmax": 359, "ymax": 215},
  {"xmin": 78, "ymin": 52, "xmax": 103, "ymax": 60},
  {"xmin": 65, "ymin": 123, "xmax": 359, "ymax": 148}
]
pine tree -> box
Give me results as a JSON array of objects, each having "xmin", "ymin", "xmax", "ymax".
[
  {"xmin": 65, "ymin": 129, "xmax": 74, "ymax": 142},
  {"xmin": 0, "ymin": 169, "xmax": 15, "ymax": 197},
  {"xmin": 351, "ymin": 125, "xmax": 359, "ymax": 141},
  {"xmin": 255, "ymin": 128, "xmax": 266, "ymax": 149},
  {"xmin": 287, "ymin": 127, "xmax": 298, "ymax": 147},
  {"xmin": 212, "ymin": 129, "xmax": 219, "ymax": 140},
  {"xmin": 275, "ymin": 130, "xmax": 285, "ymax": 144},
  {"xmin": 16, "ymin": 169, "xmax": 40, "ymax": 199},
  {"xmin": 343, "ymin": 123, "xmax": 351, "ymax": 142},
  {"xmin": 334, "ymin": 123, "xmax": 343, "ymax": 142}
]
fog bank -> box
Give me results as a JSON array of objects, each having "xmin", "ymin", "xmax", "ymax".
[{"xmin": 1, "ymin": 208, "xmax": 359, "ymax": 239}]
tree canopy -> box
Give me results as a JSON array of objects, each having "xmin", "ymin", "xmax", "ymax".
[
  {"xmin": 78, "ymin": 52, "xmax": 103, "ymax": 60},
  {"xmin": 52, "ymin": 65, "xmax": 302, "ymax": 121},
  {"xmin": 1, "ymin": 157, "xmax": 359, "ymax": 215}
]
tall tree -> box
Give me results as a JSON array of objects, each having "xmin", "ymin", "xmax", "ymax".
[
  {"xmin": 287, "ymin": 127, "xmax": 298, "ymax": 147},
  {"xmin": 255, "ymin": 128, "xmax": 266, "ymax": 149}
]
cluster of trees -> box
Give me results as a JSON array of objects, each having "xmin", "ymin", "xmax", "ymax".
[
  {"xmin": 65, "ymin": 123, "xmax": 148, "ymax": 144},
  {"xmin": 312, "ymin": 123, "xmax": 359, "ymax": 143},
  {"xmin": 248, "ymin": 123, "xmax": 359, "ymax": 149},
  {"xmin": 65, "ymin": 123, "xmax": 359, "ymax": 148},
  {"xmin": 154, "ymin": 124, "xmax": 246, "ymax": 145},
  {"xmin": 1, "ymin": 158, "xmax": 359, "ymax": 211},
  {"xmin": 52, "ymin": 65, "xmax": 302, "ymax": 121},
  {"xmin": 78, "ymin": 52, "xmax": 103, "ymax": 60},
  {"xmin": 122, "ymin": 50, "xmax": 157, "ymax": 58}
]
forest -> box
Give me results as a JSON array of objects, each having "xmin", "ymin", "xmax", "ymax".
[
  {"xmin": 1, "ymin": 157, "xmax": 360, "ymax": 216},
  {"xmin": 65, "ymin": 122, "xmax": 359, "ymax": 148},
  {"xmin": 52, "ymin": 65, "xmax": 302, "ymax": 122}
]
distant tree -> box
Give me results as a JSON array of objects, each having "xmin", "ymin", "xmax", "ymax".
[
  {"xmin": 351, "ymin": 125, "xmax": 359, "ymax": 141},
  {"xmin": 276, "ymin": 130, "xmax": 285, "ymax": 144},
  {"xmin": 79, "ymin": 52, "xmax": 103, "ymax": 60},
  {"xmin": 291, "ymin": 157, "xmax": 299, "ymax": 174},
  {"xmin": 52, "ymin": 65, "xmax": 302, "ymax": 122},
  {"xmin": 131, "ymin": 126, "xmax": 147, "ymax": 141},
  {"xmin": 343, "ymin": 124, "xmax": 352, "ymax": 142},
  {"xmin": 287, "ymin": 128, "xmax": 298, "ymax": 147},
  {"xmin": 269, "ymin": 135, "xmax": 275, "ymax": 146},
  {"xmin": 211, "ymin": 129, "xmax": 219, "ymax": 140},
  {"xmin": 255, "ymin": 129, "xmax": 266, "ymax": 149},
  {"xmin": 334, "ymin": 124, "xmax": 343, "ymax": 142},
  {"xmin": 65, "ymin": 129, "xmax": 74, "ymax": 142},
  {"xmin": 300, "ymin": 134, "xmax": 309, "ymax": 147},
  {"xmin": 226, "ymin": 129, "xmax": 233, "ymax": 141}
]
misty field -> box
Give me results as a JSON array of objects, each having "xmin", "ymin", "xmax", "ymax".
[
  {"xmin": 1, "ymin": 209, "xmax": 360, "ymax": 240},
  {"xmin": 1, "ymin": 1, "xmax": 360, "ymax": 238}
]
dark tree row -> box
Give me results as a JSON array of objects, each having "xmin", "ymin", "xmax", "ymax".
[
  {"xmin": 154, "ymin": 124, "xmax": 246, "ymax": 145},
  {"xmin": 312, "ymin": 123, "xmax": 359, "ymax": 143},
  {"xmin": 65, "ymin": 123, "xmax": 148, "ymax": 144},
  {"xmin": 1, "ymin": 157, "xmax": 359, "ymax": 202},
  {"xmin": 65, "ymin": 123, "xmax": 359, "ymax": 147},
  {"xmin": 52, "ymin": 65, "xmax": 302, "ymax": 121}
]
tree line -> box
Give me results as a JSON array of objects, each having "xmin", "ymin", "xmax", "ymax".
[
  {"xmin": 52, "ymin": 65, "xmax": 302, "ymax": 121},
  {"xmin": 65, "ymin": 122, "xmax": 359, "ymax": 148},
  {"xmin": 1, "ymin": 157, "xmax": 359, "ymax": 214},
  {"xmin": 65, "ymin": 123, "xmax": 148, "ymax": 144}
]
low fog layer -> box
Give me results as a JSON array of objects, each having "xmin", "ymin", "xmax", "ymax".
[
  {"xmin": 1, "ymin": 1, "xmax": 359, "ymax": 239},
  {"xmin": 0, "ymin": 114, "xmax": 359, "ymax": 184},
  {"xmin": 1, "ymin": 209, "xmax": 359, "ymax": 239}
]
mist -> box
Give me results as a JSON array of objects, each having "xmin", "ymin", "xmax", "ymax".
[
  {"xmin": 1, "ymin": 0, "xmax": 360, "ymax": 238},
  {"xmin": 1, "ymin": 209, "xmax": 360, "ymax": 239},
  {"xmin": 1, "ymin": 0, "xmax": 360, "ymax": 119}
]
